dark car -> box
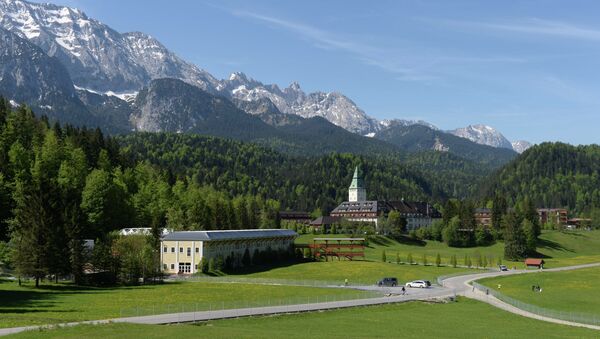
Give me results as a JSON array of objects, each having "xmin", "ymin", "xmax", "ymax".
[{"xmin": 377, "ymin": 277, "xmax": 398, "ymax": 287}]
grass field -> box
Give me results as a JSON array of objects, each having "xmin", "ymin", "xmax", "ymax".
[
  {"xmin": 296, "ymin": 230, "xmax": 600, "ymax": 268},
  {"xmin": 10, "ymin": 298, "xmax": 600, "ymax": 338},
  {"xmin": 0, "ymin": 279, "xmax": 365, "ymax": 329},
  {"xmin": 238, "ymin": 260, "xmax": 474, "ymax": 285},
  {"xmin": 478, "ymin": 266, "xmax": 600, "ymax": 316}
]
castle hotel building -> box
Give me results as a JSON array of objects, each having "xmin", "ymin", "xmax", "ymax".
[
  {"xmin": 329, "ymin": 167, "xmax": 441, "ymax": 231},
  {"xmin": 160, "ymin": 229, "xmax": 297, "ymax": 275}
]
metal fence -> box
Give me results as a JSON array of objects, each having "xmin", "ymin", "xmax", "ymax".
[
  {"xmin": 119, "ymin": 290, "xmax": 380, "ymax": 318},
  {"xmin": 472, "ymin": 281, "xmax": 600, "ymax": 326}
]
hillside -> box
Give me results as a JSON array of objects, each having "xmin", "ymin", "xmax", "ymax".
[
  {"xmin": 375, "ymin": 124, "xmax": 517, "ymax": 168},
  {"xmin": 479, "ymin": 142, "xmax": 600, "ymax": 214}
]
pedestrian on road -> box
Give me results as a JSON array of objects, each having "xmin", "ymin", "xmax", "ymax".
[{"xmin": 401, "ymin": 286, "xmax": 406, "ymax": 295}]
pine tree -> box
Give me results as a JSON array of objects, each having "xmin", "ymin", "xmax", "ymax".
[
  {"xmin": 451, "ymin": 254, "xmax": 457, "ymax": 268},
  {"xmin": 435, "ymin": 253, "xmax": 441, "ymax": 267},
  {"xmin": 407, "ymin": 253, "xmax": 413, "ymax": 264},
  {"xmin": 422, "ymin": 253, "xmax": 428, "ymax": 266},
  {"xmin": 503, "ymin": 211, "xmax": 528, "ymax": 260},
  {"xmin": 396, "ymin": 252, "xmax": 400, "ymax": 264},
  {"xmin": 482, "ymin": 255, "xmax": 488, "ymax": 268},
  {"xmin": 381, "ymin": 250, "xmax": 387, "ymax": 263}
]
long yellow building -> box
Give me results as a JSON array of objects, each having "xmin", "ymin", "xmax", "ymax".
[{"xmin": 160, "ymin": 229, "xmax": 297, "ymax": 274}]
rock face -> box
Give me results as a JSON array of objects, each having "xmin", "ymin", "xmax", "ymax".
[
  {"xmin": 0, "ymin": 27, "xmax": 97, "ymax": 126},
  {"xmin": 220, "ymin": 72, "xmax": 380, "ymax": 134},
  {"xmin": 511, "ymin": 140, "xmax": 532, "ymax": 154},
  {"xmin": 0, "ymin": 0, "xmax": 218, "ymax": 92},
  {"xmin": 449, "ymin": 124, "xmax": 513, "ymax": 149}
]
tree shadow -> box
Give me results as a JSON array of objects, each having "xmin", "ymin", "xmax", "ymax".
[
  {"xmin": 537, "ymin": 238, "xmax": 573, "ymax": 253},
  {"xmin": 224, "ymin": 259, "xmax": 304, "ymax": 276},
  {"xmin": 389, "ymin": 235, "xmax": 426, "ymax": 247}
]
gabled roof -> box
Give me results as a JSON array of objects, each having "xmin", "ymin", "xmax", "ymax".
[
  {"xmin": 525, "ymin": 258, "xmax": 544, "ymax": 265},
  {"xmin": 310, "ymin": 216, "xmax": 343, "ymax": 225},
  {"xmin": 162, "ymin": 229, "xmax": 297, "ymax": 241}
]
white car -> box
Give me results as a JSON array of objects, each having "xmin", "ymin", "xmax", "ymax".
[{"xmin": 405, "ymin": 280, "xmax": 430, "ymax": 288}]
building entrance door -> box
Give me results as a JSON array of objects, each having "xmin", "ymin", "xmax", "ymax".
[{"xmin": 178, "ymin": 262, "xmax": 191, "ymax": 274}]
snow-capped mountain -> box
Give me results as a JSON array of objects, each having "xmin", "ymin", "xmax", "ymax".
[
  {"xmin": 450, "ymin": 124, "xmax": 532, "ymax": 153},
  {"xmin": 449, "ymin": 124, "xmax": 513, "ymax": 150},
  {"xmin": 511, "ymin": 140, "xmax": 532, "ymax": 154},
  {"xmin": 0, "ymin": 0, "xmax": 218, "ymax": 92},
  {"xmin": 220, "ymin": 72, "xmax": 380, "ymax": 134}
]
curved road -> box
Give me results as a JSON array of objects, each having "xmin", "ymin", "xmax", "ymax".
[{"xmin": 1, "ymin": 262, "xmax": 599, "ymax": 336}]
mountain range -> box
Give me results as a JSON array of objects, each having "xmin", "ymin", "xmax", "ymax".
[{"xmin": 0, "ymin": 0, "xmax": 530, "ymax": 162}]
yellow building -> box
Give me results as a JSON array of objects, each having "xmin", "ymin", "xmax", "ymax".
[{"xmin": 160, "ymin": 229, "xmax": 297, "ymax": 275}]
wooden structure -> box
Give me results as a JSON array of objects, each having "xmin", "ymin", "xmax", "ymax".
[
  {"xmin": 524, "ymin": 258, "xmax": 545, "ymax": 269},
  {"xmin": 308, "ymin": 238, "xmax": 365, "ymax": 261}
]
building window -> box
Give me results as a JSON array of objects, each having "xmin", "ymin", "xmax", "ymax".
[
  {"xmin": 194, "ymin": 264, "xmax": 198, "ymax": 270},
  {"xmin": 187, "ymin": 247, "xmax": 191, "ymax": 256},
  {"xmin": 195, "ymin": 247, "xmax": 199, "ymax": 253},
  {"xmin": 171, "ymin": 247, "xmax": 175, "ymax": 253},
  {"xmin": 170, "ymin": 264, "xmax": 175, "ymax": 269},
  {"xmin": 163, "ymin": 247, "xmax": 167, "ymax": 253},
  {"xmin": 180, "ymin": 247, "xmax": 183, "ymax": 253}
]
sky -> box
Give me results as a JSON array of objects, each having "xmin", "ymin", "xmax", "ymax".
[{"xmin": 32, "ymin": 0, "xmax": 600, "ymax": 145}]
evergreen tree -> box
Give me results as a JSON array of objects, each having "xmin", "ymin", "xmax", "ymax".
[
  {"xmin": 503, "ymin": 211, "xmax": 528, "ymax": 260},
  {"xmin": 407, "ymin": 253, "xmax": 413, "ymax": 264},
  {"xmin": 422, "ymin": 253, "xmax": 428, "ymax": 266},
  {"xmin": 435, "ymin": 253, "xmax": 441, "ymax": 267},
  {"xmin": 522, "ymin": 219, "xmax": 537, "ymax": 255},
  {"xmin": 381, "ymin": 250, "xmax": 387, "ymax": 262}
]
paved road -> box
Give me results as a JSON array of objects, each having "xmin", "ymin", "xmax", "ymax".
[
  {"xmin": 441, "ymin": 262, "xmax": 600, "ymax": 330},
  {"xmin": 1, "ymin": 262, "xmax": 599, "ymax": 336}
]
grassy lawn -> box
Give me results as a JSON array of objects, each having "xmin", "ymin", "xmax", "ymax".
[
  {"xmin": 478, "ymin": 266, "xmax": 600, "ymax": 316},
  {"xmin": 296, "ymin": 230, "xmax": 600, "ymax": 268},
  {"xmin": 10, "ymin": 298, "xmax": 600, "ymax": 338},
  {"xmin": 238, "ymin": 260, "xmax": 474, "ymax": 285},
  {"xmin": 0, "ymin": 279, "xmax": 365, "ymax": 329}
]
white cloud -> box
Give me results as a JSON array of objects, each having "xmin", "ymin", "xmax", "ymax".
[{"xmin": 441, "ymin": 18, "xmax": 600, "ymax": 41}]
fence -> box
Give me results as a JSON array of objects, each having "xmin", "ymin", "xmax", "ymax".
[
  {"xmin": 170, "ymin": 275, "xmax": 379, "ymax": 288},
  {"xmin": 472, "ymin": 281, "xmax": 600, "ymax": 326},
  {"xmin": 119, "ymin": 290, "xmax": 380, "ymax": 318}
]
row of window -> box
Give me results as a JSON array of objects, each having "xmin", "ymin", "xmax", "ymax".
[{"xmin": 163, "ymin": 246, "xmax": 200, "ymax": 256}]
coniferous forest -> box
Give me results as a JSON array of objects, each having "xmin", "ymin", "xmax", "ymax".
[{"xmin": 2, "ymin": 99, "xmax": 600, "ymax": 284}]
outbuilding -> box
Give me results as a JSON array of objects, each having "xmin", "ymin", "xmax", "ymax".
[{"xmin": 524, "ymin": 258, "xmax": 545, "ymax": 269}]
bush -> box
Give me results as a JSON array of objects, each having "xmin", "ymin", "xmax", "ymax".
[{"xmin": 200, "ymin": 258, "xmax": 209, "ymax": 273}]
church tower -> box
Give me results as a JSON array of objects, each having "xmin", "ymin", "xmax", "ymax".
[{"xmin": 348, "ymin": 166, "xmax": 367, "ymax": 202}]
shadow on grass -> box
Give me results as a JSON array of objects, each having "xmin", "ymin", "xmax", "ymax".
[
  {"xmin": 224, "ymin": 260, "xmax": 305, "ymax": 276},
  {"xmin": 537, "ymin": 238, "xmax": 573, "ymax": 254},
  {"xmin": 390, "ymin": 235, "xmax": 426, "ymax": 247}
]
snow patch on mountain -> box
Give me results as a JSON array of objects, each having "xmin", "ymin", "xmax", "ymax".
[
  {"xmin": 450, "ymin": 124, "xmax": 513, "ymax": 149},
  {"xmin": 511, "ymin": 140, "xmax": 532, "ymax": 154}
]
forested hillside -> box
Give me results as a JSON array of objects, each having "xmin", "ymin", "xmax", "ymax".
[
  {"xmin": 118, "ymin": 133, "xmax": 446, "ymax": 213},
  {"xmin": 480, "ymin": 142, "xmax": 600, "ymax": 215}
]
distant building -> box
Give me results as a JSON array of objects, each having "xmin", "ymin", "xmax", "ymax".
[
  {"xmin": 474, "ymin": 208, "xmax": 492, "ymax": 228},
  {"xmin": 310, "ymin": 216, "xmax": 343, "ymax": 232},
  {"xmin": 278, "ymin": 211, "xmax": 312, "ymax": 224},
  {"xmin": 329, "ymin": 166, "xmax": 441, "ymax": 231},
  {"xmin": 160, "ymin": 229, "xmax": 297, "ymax": 275},
  {"xmin": 119, "ymin": 228, "xmax": 170, "ymax": 236},
  {"xmin": 537, "ymin": 208, "xmax": 568, "ymax": 225}
]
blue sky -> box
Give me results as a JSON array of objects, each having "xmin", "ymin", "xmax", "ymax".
[{"xmin": 36, "ymin": 0, "xmax": 600, "ymax": 144}]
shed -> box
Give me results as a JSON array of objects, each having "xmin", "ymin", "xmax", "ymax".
[{"xmin": 524, "ymin": 258, "xmax": 545, "ymax": 269}]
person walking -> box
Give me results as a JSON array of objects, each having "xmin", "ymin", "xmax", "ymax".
[{"xmin": 401, "ymin": 286, "xmax": 406, "ymax": 295}]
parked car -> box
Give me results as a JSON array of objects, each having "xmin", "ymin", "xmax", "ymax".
[
  {"xmin": 499, "ymin": 265, "xmax": 508, "ymax": 271},
  {"xmin": 377, "ymin": 277, "xmax": 398, "ymax": 287},
  {"xmin": 405, "ymin": 280, "xmax": 430, "ymax": 288}
]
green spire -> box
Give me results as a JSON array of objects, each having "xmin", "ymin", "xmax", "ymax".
[{"xmin": 349, "ymin": 166, "xmax": 363, "ymax": 189}]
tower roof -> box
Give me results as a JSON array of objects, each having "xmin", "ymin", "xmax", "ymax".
[{"xmin": 349, "ymin": 166, "xmax": 364, "ymax": 189}]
